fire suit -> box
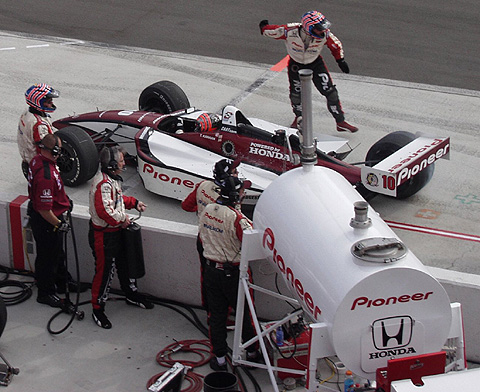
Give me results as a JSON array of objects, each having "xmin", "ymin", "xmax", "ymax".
[
  {"xmin": 198, "ymin": 202, "xmax": 258, "ymax": 357},
  {"xmin": 88, "ymin": 170, "xmax": 140, "ymax": 311},
  {"xmin": 18, "ymin": 108, "xmax": 55, "ymax": 169},
  {"xmin": 182, "ymin": 179, "xmax": 220, "ymax": 311},
  {"xmin": 28, "ymin": 153, "xmax": 70, "ymax": 297},
  {"xmin": 261, "ymin": 22, "xmax": 346, "ymax": 122}
]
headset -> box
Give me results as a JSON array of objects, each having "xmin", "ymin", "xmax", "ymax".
[
  {"xmin": 38, "ymin": 135, "xmax": 61, "ymax": 157},
  {"xmin": 107, "ymin": 146, "xmax": 118, "ymax": 171},
  {"xmin": 223, "ymin": 176, "xmax": 241, "ymax": 204}
]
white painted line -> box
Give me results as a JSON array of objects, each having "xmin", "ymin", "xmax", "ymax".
[
  {"xmin": 26, "ymin": 44, "xmax": 50, "ymax": 48},
  {"xmin": 0, "ymin": 47, "xmax": 16, "ymax": 51}
]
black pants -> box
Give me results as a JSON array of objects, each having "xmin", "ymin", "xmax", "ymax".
[
  {"xmin": 88, "ymin": 225, "xmax": 137, "ymax": 310},
  {"xmin": 204, "ymin": 264, "xmax": 257, "ymax": 357},
  {"xmin": 288, "ymin": 56, "xmax": 345, "ymax": 122},
  {"xmin": 29, "ymin": 209, "xmax": 68, "ymax": 298}
]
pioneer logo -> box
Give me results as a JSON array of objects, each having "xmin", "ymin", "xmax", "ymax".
[{"xmin": 369, "ymin": 316, "xmax": 416, "ymax": 359}]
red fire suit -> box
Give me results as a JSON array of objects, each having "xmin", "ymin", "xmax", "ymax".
[{"xmin": 28, "ymin": 153, "xmax": 70, "ymax": 297}]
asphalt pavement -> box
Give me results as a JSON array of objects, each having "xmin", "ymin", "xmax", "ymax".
[{"xmin": 0, "ymin": 30, "xmax": 479, "ymax": 277}]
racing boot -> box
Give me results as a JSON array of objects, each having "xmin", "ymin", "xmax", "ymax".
[
  {"xmin": 290, "ymin": 116, "xmax": 302, "ymax": 131},
  {"xmin": 92, "ymin": 308, "xmax": 112, "ymax": 329},
  {"xmin": 209, "ymin": 356, "xmax": 228, "ymax": 372},
  {"xmin": 37, "ymin": 294, "xmax": 65, "ymax": 308},
  {"xmin": 125, "ymin": 292, "xmax": 154, "ymax": 309},
  {"xmin": 336, "ymin": 121, "xmax": 358, "ymax": 133}
]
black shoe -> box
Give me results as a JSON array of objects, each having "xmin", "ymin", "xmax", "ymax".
[
  {"xmin": 92, "ymin": 309, "xmax": 112, "ymax": 329},
  {"xmin": 243, "ymin": 350, "xmax": 264, "ymax": 369},
  {"xmin": 125, "ymin": 293, "xmax": 154, "ymax": 309},
  {"xmin": 56, "ymin": 280, "xmax": 90, "ymax": 294},
  {"xmin": 37, "ymin": 294, "xmax": 65, "ymax": 308},
  {"xmin": 209, "ymin": 357, "xmax": 228, "ymax": 372}
]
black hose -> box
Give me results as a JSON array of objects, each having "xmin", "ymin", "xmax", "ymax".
[{"xmin": 47, "ymin": 212, "xmax": 84, "ymax": 335}]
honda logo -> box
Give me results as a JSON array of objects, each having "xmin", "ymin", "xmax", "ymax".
[{"xmin": 372, "ymin": 316, "xmax": 413, "ymax": 350}]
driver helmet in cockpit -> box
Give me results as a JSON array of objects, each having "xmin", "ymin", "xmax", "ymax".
[{"xmin": 196, "ymin": 112, "xmax": 222, "ymax": 132}]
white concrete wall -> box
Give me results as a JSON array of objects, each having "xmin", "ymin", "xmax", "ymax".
[{"xmin": 1, "ymin": 194, "xmax": 478, "ymax": 363}]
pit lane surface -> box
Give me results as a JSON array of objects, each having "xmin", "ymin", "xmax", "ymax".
[{"xmin": 0, "ymin": 27, "xmax": 479, "ymax": 276}]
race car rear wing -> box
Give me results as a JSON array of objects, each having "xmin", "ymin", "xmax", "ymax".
[{"xmin": 360, "ymin": 136, "xmax": 450, "ymax": 197}]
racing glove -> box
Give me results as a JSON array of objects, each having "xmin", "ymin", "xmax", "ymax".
[
  {"xmin": 259, "ymin": 19, "xmax": 269, "ymax": 34},
  {"xmin": 336, "ymin": 58, "xmax": 350, "ymax": 74},
  {"xmin": 54, "ymin": 221, "xmax": 70, "ymax": 233}
]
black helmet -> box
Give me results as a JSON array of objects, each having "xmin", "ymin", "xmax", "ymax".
[
  {"xmin": 213, "ymin": 158, "xmax": 240, "ymax": 184},
  {"xmin": 218, "ymin": 176, "xmax": 251, "ymax": 205}
]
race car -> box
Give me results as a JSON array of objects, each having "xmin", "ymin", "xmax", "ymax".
[{"xmin": 53, "ymin": 81, "xmax": 450, "ymax": 203}]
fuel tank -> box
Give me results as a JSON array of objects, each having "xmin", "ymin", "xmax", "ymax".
[{"xmin": 252, "ymin": 166, "xmax": 451, "ymax": 378}]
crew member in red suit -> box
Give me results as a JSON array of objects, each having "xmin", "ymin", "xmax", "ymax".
[{"xmin": 28, "ymin": 134, "xmax": 72, "ymax": 307}]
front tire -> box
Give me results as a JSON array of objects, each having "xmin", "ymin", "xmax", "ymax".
[
  {"xmin": 365, "ymin": 131, "xmax": 434, "ymax": 199},
  {"xmin": 57, "ymin": 126, "xmax": 99, "ymax": 187},
  {"xmin": 138, "ymin": 80, "xmax": 190, "ymax": 113}
]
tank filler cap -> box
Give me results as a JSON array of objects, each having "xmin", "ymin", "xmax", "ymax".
[
  {"xmin": 351, "ymin": 237, "xmax": 408, "ymax": 263},
  {"xmin": 350, "ymin": 201, "xmax": 372, "ymax": 229}
]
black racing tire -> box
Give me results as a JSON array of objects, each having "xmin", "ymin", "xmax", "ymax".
[
  {"xmin": 138, "ymin": 80, "xmax": 190, "ymax": 113},
  {"xmin": 56, "ymin": 126, "xmax": 99, "ymax": 187},
  {"xmin": 365, "ymin": 131, "xmax": 435, "ymax": 199},
  {"xmin": 0, "ymin": 297, "xmax": 6, "ymax": 338}
]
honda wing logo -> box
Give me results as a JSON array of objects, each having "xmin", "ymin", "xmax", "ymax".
[{"xmin": 372, "ymin": 316, "xmax": 413, "ymax": 350}]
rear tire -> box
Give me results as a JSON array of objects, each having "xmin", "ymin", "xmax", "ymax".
[
  {"xmin": 57, "ymin": 126, "xmax": 99, "ymax": 187},
  {"xmin": 138, "ymin": 81, "xmax": 190, "ymax": 113},
  {"xmin": 365, "ymin": 131, "xmax": 434, "ymax": 199}
]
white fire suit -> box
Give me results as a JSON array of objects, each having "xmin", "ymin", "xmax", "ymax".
[
  {"xmin": 261, "ymin": 22, "xmax": 347, "ymax": 122},
  {"xmin": 17, "ymin": 108, "xmax": 55, "ymax": 164}
]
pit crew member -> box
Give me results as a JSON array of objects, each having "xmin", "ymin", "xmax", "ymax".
[
  {"xmin": 182, "ymin": 159, "xmax": 240, "ymax": 312},
  {"xmin": 259, "ymin": 11, "xmax": 358, "ymax": 133},
  {"xmin": 89, "ymin": 146, "xmax": 152, "ymax": 329},
  {"xmin": 18, "ymin": 84, "xmax": 59, "ymax": 177},
  {"xmin": 28, "ymin": 134, "xmax": 72, "ymax": 308},
  {"xmin": 198, "ymin": 176, "xmax": 260, "ymax": 371}
]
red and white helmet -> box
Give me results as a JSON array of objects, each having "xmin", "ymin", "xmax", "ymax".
[
  {"xmin": 301, "ymin": 11, "xmax": 331, "ymax": 39},
  {"xmin": 196, "ymin": 112, "xmax": 222, "ymax": 132},
  {"xmin": 25, "ymin": 83, "xmax": 59, "ymax": 113}
]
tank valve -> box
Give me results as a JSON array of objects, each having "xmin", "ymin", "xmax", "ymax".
[{"xmin": 350, "ymin": 201, "xmax": 372, "ymax": 229}]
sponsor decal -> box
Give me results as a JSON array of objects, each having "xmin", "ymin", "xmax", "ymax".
[
  {"xmin": 142, "ymin": 163, "xmax": 195, "ymax": 189},
  {"xmin": 366, "ymin": 173, "xmax": 379, "ymax": 187},
  {"xmin": 249, "ymin": 142, "xmax": 289, "ymax": 161},
  {"xmin": 222, "ymin": 141, "xmax": 235, "ymax": 156},
  {"xmin": 351, "ymin": 292, "xmax": 433, "ymax": 311},
  {"xmin": 263, "ymin": 228, "xmax": 321, "ymax": 319},
  {"xmin": 372, "ymin": 316, "xmax": 413, "ymax": 350},
  {"xmin": 369, "ymin": 316, "xmax": 417, "ymax": 359},
  {"xmin": 388, "ymin": 139, "xmax": 450, "ymax": 186},
  {"xmin": 204, "ymin": 212, "xmax": 223, "ymax": 224},
  {"xmin": 200, "ymin": 133, "xmax": 217, "ymax": 141}
]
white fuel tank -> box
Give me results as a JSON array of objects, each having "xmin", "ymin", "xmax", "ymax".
[{"xmin": 253, "ymin": 166, "xmax": 452, "ymax": 378}]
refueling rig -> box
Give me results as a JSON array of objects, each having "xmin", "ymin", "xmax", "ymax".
[{"xmin": 231, "ymin": 70, "xmax": 468, "ymax": 392}]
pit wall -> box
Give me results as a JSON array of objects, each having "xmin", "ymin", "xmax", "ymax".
[{"xmin": 1, "ymin": 194, "xmax": 479, "ymax": 363}]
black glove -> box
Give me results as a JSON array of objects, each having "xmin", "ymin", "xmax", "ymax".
[
  {"xmin": 54, "ymin": 221, "xmax": 70, "ymax": 233},
  {"xmin": 259, "ymin": 19, "xmax": 269, "ymax": 34},
  {"xmin": 336, "ymin": 58, "xmax": 350, "ymax": 73}
]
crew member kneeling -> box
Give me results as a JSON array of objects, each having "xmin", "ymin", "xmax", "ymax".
[
  {"xmin": 199, "ymin": 176, "xmax": 260, "ymax": 371},
  {"xmin": 89, "ymin": 146, "xmax": 153, "ymax": 329}
]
